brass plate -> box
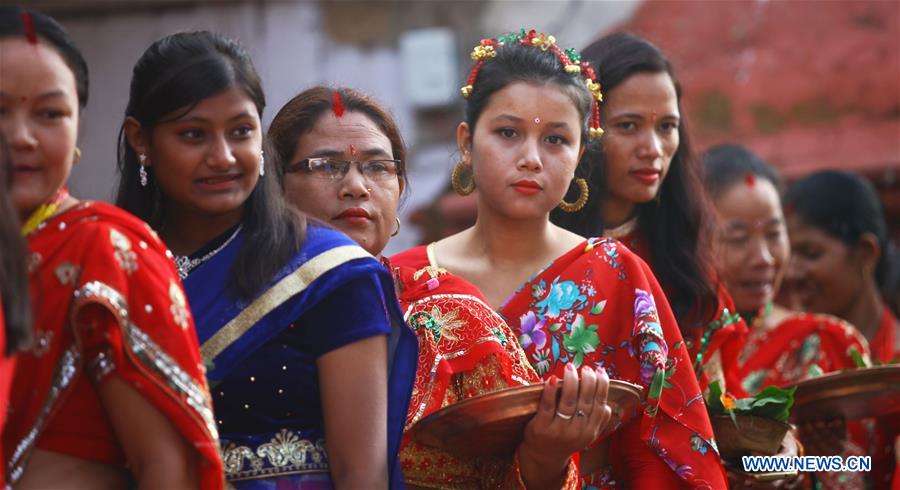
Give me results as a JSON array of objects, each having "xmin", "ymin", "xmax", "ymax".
[
  {"xmin": 409, "ymin": 380, "xmax": 643, "ymax": 459},
  {"xmin": 788, "ymin": 365, "xmax": 900, "ymax": 422}
]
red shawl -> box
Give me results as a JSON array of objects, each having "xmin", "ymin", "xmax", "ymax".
[
  {"xmin": 0, "ymin": 305, "xmax": 15, "ymax": 489},
  {"xmin": 729, "ymin": 312, "xmax": 868, "ymax": 394},
  {"xmin": 4, "ymin": 202, "xmax": 222, "ymax": 488},
  {"xmin": 396, "ymin": 238, "xmax": 727, "ymax": 489},
  {"xmin": 613, "ymin": 229, "xmax": 748, "ymax": 397},
  {"xmin": 387, "ymin": 254, "xmax": 578, "ymax": 489}
]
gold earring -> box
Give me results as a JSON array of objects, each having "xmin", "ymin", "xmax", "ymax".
[
  {"xmin": 451, "ymin": 160, "xmax": 475, "ymax": 196},
  {"xmin": 73, "ymin": 147, "xmax": 82, "ymax": 164},
  {"xmin": 558, "ymin": 178, "xmax": 589, "ymax": 212},
  {"xmin": 391, "ymin": 217, "xmax": 401, "ymax": 237}
]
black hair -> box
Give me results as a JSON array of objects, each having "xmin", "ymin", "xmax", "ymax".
[
  {"xmin": 784, "ymin": 170, "xmax": 898, "ymax": 302},
  {"xmin": 701, "ymin": 144, "xmax": 783, "ymax": 199},
  {"xmin": 0, "ymin": 7, "xmax": 89, "ymax": 109},
  {"xmin": 115, "ymin": 31, "xmax": 305, "ymax": 299},
  {"xmin": 552, "ymin": 32, "xmax": 718, "ymax": 332},
  {"xmin": 269, "ymin": 85, "xmax": 409, "ymax": 203},
  {"xmin": 0, "ymin": 135, "xmax": 32, "ymax": 355},
  {"xmin": 464, "ymin": 35, "xmax": 595, "ymax": 145}
]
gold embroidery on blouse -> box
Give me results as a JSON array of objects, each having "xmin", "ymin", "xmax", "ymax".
[
  {"xmin": 110, "ymin": 228, "xmax": 139, "ymax": 275},
  {"xmin": 200, "ymin": 245, "xmax": 372, "ymax": 361},
  {"xmin": 168, "ymin": 281, "xmax": 191, "ymax": 330},
  {"xmin": 403, "ymin": 293, "xmax": 538, "ymax": 428},
  {"xmin": 221, "ymin": 429, "xmax": 328, "ymax": 481},
  {"xmin": 26, "ymin": 252, "xmax": 42, "ymax": 275},
  {"xmin": 54, "ymin": 262, "xmax": 80, "ymax": 286},
  {"xmin": 401, "ymin": 354, "xmax": 523, "ymax": 489}
]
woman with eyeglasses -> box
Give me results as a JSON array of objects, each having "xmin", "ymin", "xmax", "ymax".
[
  {"xmin": 115, "ymin": 32, "xmax": 417, "ymax": 489},
  {"xmin": 273, "ymin": 86, "xmax": 607, "ymax": 488}
]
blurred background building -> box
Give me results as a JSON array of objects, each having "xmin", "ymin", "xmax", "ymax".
[{"xmin": 13, "ymin": 0, "xmax": 900, "ymax": 252}]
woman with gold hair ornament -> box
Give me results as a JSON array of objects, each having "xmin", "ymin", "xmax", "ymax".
[{"xmin": 392, "ymin": 30, "xmax": 726, "ymax": 488}]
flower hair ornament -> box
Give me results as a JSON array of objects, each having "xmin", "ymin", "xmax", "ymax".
[{"xmin": 460, "ymin": 29, "xmax": 604, "ymax": 140}]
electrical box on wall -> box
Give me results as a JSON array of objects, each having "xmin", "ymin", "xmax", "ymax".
[{"xmin": 399, "ymin": 28, "xmax": 458, "ymax": 108}]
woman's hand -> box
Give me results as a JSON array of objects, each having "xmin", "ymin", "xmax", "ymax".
[
  {"xmin": 516, "ymin": 363, "xmax": 613, "ymax": 490},
  {"xmin": 799, "ymin": 417, "xmax": 846, "ymax": 456}
]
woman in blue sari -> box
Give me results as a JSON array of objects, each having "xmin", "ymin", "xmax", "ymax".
[{"xmin": 114, "ymin": 31, "xmax": 417, "ymax": 489}]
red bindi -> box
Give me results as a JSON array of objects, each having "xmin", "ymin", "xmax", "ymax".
[
  {"xmin": 744, "ymin": 172, "xmax": 756, "ymax": 187},
  {"xmin": 331, "ymin": 90, "xmax": 345, "ymax": 118},
  {"xmin": 20, "ymin": 96, "xmax": 28, "ymax": 102},
  {"xmin": 349, "ymin": 144, "xmax": 357, "ymax": 157}
]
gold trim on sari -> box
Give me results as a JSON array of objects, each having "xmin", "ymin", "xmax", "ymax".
[{"xmin": 200, "ymin": 245, "xmax": 372, "ymax": 361}]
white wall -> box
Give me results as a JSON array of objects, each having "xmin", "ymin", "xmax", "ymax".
[{"xmin": 60, "ymin": 0, "xmax": 639, "ymax": 254}]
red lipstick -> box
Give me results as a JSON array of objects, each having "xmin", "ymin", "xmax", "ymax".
[
  {"xmin": 511, "ymin": 179, "xmax": 543, "ymax": 196},
  {"xmin": 630, "ymin": 168, "xmax": 661, "ymax": 186},
  {"xmin": 333, "ymin": 207, "xmax": 372, "ymax": 225}
]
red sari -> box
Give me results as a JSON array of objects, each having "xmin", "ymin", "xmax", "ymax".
[
  {"xmin": 387, "ymin": 257, "xmax": 578, "ymax": 489},
  {"xmin": 728, "ymin": 311, "xmax": 868, "ymax": 395},
  {"xmin": 4, "ymin": 202, "xmax": 222, "ymax": 488},
  {"xmin": 732, "ymin": 308, "xmax": 899, "ymax": 489},
  {"xmin": 609, "ymin": 226, "xmax": 748, "ymax": 397},
  {"xmin": 395, "ymin": 239, "xmax": 727, "ymax": 490},
  {"xmin": 872, "ymin": 306, "xmax": 900, "ymax": 489},
  {"xmin": 0, "ymin": 304, "xmax": 15, "ymax": 489},
  {"xmin": 874, "ymin": 306, "xmax": 900, "ymax": 364}
]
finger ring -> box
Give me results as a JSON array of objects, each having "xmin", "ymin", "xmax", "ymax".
[
  {"xmin": 575, "ymin": 410, "xmax": 586, "ymax": 417},
  {"xmin": 555, "ymin": 410, "xmax": 573, "ymax": 420}
]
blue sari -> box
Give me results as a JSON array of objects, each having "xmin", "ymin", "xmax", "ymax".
[{"xmin": 185, "ymin": 224, "xmax": 417, "ymax": 489}]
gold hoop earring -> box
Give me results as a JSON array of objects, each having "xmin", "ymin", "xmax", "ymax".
[
  {"xmin": 391, "ymin": 217, "xmax": 401, "ymax": 237},
  {"xmin": 73, "ymin": 147, "xmax": 82, "ymax": 164},
  {"xmin": 451, "ymin": 160, "xmax": 475, "ymax": 196},
  {"xmin": 558, "ymin": 178, "xmax": 589, "ymax": 213}
]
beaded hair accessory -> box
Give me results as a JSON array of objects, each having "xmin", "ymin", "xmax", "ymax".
[{"xmin": 460, "ymin": 29, "xmax": 604, "ymax": 140}]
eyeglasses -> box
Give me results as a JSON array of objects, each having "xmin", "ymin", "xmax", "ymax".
[{"xmin": 285, "ymin": 157, "xmax": 401, "ymax": 182}]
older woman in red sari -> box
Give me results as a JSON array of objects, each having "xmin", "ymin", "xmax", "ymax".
[
  {"xmin": 0, "ymin": 8, "xmax": 221, "ymax": 489},
  {"xmin": 272, "ymin": 84, "xmax": 613, "ymax": 488},
  {"xmin": 703, "ymin": 145, "xmax": 898, "ymax": 489},
  {"xmin": 701, "ymin": 145, "xmax": 870, "ymax": 393}
]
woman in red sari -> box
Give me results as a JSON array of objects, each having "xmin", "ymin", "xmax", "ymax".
[
  {"xmin": 390, "ymin": 30, "xmax": 725, "ymax": 489},
  {"xmin": 272, "ymin": 85, "xmax": 607, "ymax": 488},
  {"xmin": 701, "ymin": 145, "xmax": 870, "ymax": 393},
  {"xmin": 0, "ymin": 8, "xmax": 222, "ymax": 488},
  {"xmin": 551, "ymin": 33, "xmax": 747, "ymax": 398},
  {"xmin": 0, "ymin": 135, "xmax": 32, "ymax": 490},
  {"xmin": 782, "ymin": 170, "xmax": 899, "ymax": 489}
]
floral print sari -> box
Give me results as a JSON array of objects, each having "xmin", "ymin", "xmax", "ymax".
[{"xmin": 396, "ymin": 238, "xmax": 727, "ymax": 489}]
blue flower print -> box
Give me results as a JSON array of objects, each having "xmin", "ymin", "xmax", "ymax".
[{"xmin": 534, "ymin": 278, "xmax": 586, "ymax": 318}]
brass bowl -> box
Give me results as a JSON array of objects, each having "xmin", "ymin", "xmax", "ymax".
[
  {"xmin": 788, "ymin": 365, "xmax": 900, "ymax": 422},
  {"xmin": 712, "ymin": 414, "xmax": 790, "ymax": 460},
  {"xmin": 408, "ymin": 379, "xmax": 643, "ymax": 459}
]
